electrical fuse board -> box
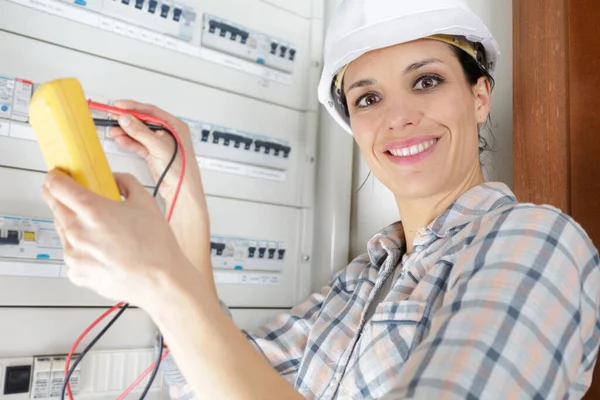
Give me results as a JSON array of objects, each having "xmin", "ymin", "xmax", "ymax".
[
  {"xmin": 0, "ymin": 72, "xmax": 293, "ymax": 181},
  {"xmin": 0, "ymin": 75, "xmax": 33, "ymax": 124},
  {"xmin": 0, "ymin": 214, "xmax": 288, "ymax": 277},
  {"xmin": 0, "ymin": 215, "xmax": 62, "ymax": 262},
  {"xmin": 31, "ymin": 355, "xmax": 81, "ymax": 399},
  {"xmin": 185, "ymin": 118, "xmax": 292, "ymax": 171},
  {"xmin": 210, "ymin": 235, "xmax": 285, "ymax": 272},
  {"xmin": 55, "ymin": 0, "xmax": 197, "ymax": 42},
  {"xmin": 201, "ymin": 14, "xmax": 297, "ymax": 73}
]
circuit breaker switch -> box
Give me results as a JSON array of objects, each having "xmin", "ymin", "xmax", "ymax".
[
  {"xmin": 0, "ymin": 230, "xmax": 19, "ymax": 245},
  {"xmin": 23, "ymin": 231, "xmax": 36, "ymax": 242},
  {"xmin": 258, "ymin": 247, "xmax": 266, "ymax": 258},
  {"xmin": 134, "ymin": 0, "xmax": 144, "ymax": 9},
  {"xmin": 278, "ymin": 249, "xmax": 285, "ymax": 260},
  {"xmin": 173, "ymin": 8, "xmax": 182, "ymax": 21},
  {"xmin": 201, "ymin": 129, "xmax": 210, "ymax": 142},
  {"xmin": 147, "ymin": 0, "xmax": 157, "ymax": 13},
  {"xmin": 248, "ymin": 247, "xmax": 256, "ymax": 258},
  {"xmin": 160, "ymin": 4, "xmax": 170, "ymax": 18}
]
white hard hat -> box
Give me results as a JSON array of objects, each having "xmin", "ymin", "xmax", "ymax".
[{"xmin": 318, "ymin": 0, "xmax": 501, "ymax": 134}]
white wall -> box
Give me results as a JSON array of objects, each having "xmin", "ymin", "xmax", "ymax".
[{"xmin": 347, "ymin": 0, "xmax": 514, "ymax": 259}]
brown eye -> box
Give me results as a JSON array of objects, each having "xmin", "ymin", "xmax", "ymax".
[
  {"xmin": 422, "ymin": 78, "xmax": 435, "ymax": 88},
  {"xmin": 414, "ymin": 74, "xmax": 444, "ymax": 91},
  {"xmin": 356, "ymin": 93, "xmax": 381, "ymax": 108}
]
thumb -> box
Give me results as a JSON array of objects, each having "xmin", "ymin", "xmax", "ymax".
[
  {"xmin": 118, "ymin": 114, "xmax": 173, "ymax": 159},
  {"xmin": 114, "ymin": 173, "xmax": 153, "ymax": 202}
]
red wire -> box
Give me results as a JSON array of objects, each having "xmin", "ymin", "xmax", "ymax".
[
  {"xmin": 116, "ymin": 349, "xmax": 170, "ymax": 400},
  {"xmin": 63, "ymin": 302, "xmax": 126, "ymax": 400},
  {"xmin": 64, "ymin": 101, "xmax": 187, "ymax": 399}
]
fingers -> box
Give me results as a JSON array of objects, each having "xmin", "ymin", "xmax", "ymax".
[
  {"xmin": 110, "ymin": 129, "xmax": 149, "ymax": 158},
  {"xmin": 44, "ymin": 170, "xmax": 103, "ymax": 218},
  {"xmin": 113, "ymin": 173, "xmax": 151, "ymax": 201},
  {"xmin": 52, "ymin": 219, "xmax": 73, "ymax": 253},
  {"xmin": 116, "ymin": 114, "xmax": 174, "ymax": 159},
  {"xmin": 114, "ymin": 100, "xmax": 181, "ymax": 129}
]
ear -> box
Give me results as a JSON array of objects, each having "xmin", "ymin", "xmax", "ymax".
[{"xmin": 473, "ymin": 76, "xmax": 492, "ymax": 124}]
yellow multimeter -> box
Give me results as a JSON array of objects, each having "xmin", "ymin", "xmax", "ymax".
[{"xmin": 28, "ymin": 78, "xmax": 121, "ymax": 201}]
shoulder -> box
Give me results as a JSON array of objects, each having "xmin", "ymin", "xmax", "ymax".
[
  {"xmin": 453, "ymin": 201, "xmax": 599, "ymax": 291},
  {"xmin": 469, "ymin": 201, "xmax": 596, "ymax": 259}
]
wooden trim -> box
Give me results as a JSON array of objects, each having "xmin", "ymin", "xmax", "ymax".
[
  {"xmin": 513, "ymin": 0, "xmax": 570, "ymax": 211},
  {"xmin": 568, "ymin": 0, "xmax": 600, "ymax": 247}
]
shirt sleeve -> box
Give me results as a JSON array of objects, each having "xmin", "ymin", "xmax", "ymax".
[
  {"xmin": 160, "ymin": 279, "xmax": 335, "ymax": 400},
  {"xmin": 383, "ymin": 205, "xmax": 600, "ymax": 399}
]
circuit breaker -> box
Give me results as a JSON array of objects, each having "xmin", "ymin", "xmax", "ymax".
[
  {"xmin": 201, "ymin": 14, "xmax": 297, "ymax": 73},
  {"xmin": 210, "ymin": 235, "xmax": 285, "ymax": 272}
]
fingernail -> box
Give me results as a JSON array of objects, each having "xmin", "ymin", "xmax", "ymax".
[{"xmin": 119, "ymin": 114, "xmax": 132, "ymax": 127}]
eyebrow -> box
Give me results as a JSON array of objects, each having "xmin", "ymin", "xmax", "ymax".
[
  {"xmin": 346, "ymin": 79, "xmax": 377, "ymax": 93},
  {"xmin": 345, "ymin": 58, "xmax": 445, "ymax": 93},
  {"xmin": 403, "ymin": 58, "xmax": 444, "ymax": 74}
]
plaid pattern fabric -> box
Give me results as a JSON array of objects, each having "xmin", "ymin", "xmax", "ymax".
[{"xmin": 161, "ymin": 182, "xmax": 600, "ymax": 399}]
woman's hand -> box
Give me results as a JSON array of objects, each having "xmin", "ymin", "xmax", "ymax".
[
  {"xmin": 41, "ymin": 169, "xmax": 199, "ymax": 305},
  {"xmin": 106, "ymin": 100, "xmax": 215, "ymax": 295},
  {"xmin": 108, "ymin": 100, "xmax": 203, "ymax": 204}
]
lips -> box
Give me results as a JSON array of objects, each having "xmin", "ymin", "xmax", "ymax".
[
  {"xmin": 387, "ymin": 139, "xmax": 437, "ymax": 157},
  {"xmin": 383, "ymin": 136, "xmax": 441, "ymax": 165}
]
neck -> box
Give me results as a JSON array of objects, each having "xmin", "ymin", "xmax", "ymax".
[{"xmin": 396, "ymin": 167, "xmax": 484, "ymax": 254}]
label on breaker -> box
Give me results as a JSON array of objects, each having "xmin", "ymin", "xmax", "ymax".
[
  {"xmin": 0, "ymin": 76, "xmax": 15, "ymax": 119},
  {"xmin": 50, "ymin": 371, "xmax": 79, "ymax": 397},
  {"xmin": 33, "ymin": 373, "xmax": 50, "ymax": 398},
  {"xmin": 214, "ymin": 271, "xmax": 280, "ymax": 285},
  {"xmin": 11, "ymin": 78, "xmax": 33, "ymax": 122}
]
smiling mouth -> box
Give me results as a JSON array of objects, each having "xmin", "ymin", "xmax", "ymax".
[{"xmin": 387, "ymin": 139, "xmax": 439, "ymax": 157}]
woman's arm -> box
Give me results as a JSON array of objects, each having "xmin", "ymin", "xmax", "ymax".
[
  {"xmin": 160, "ymin": 280, "xmax": 335, "ymax": 399},
  {"xmin": 149, "ymin": 268, "xmax": 305, "ymax": 400},
  {"xmin": 41, "ymin": 170, "xmax": 311, "ymax": 399}
]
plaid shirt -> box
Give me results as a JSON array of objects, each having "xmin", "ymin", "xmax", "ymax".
[{"xmin": 161, "ymin": 182, "xmax": 600, "ymax": 399}]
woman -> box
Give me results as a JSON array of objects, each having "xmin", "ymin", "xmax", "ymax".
[{"xmin": 41, "ymin": 0, "xmax": 600, "ymax": 398}]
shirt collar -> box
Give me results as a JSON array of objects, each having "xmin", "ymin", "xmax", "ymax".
[{"xmin": 366, "ymin": 182, "xmax": 517, "ymax": 267}]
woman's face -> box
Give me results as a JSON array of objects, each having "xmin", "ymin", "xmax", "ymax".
[{"xmin": 343, "ymin": 39, "xmax": 491, "ymax": 200}]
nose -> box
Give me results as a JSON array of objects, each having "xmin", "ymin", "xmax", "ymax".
[{"xmin": 383, "ymin": 93, "xmax": 423, "ymax": 132}]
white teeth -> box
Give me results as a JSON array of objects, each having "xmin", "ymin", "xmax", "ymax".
[{"xmin": 389, "ymin": 139, "xmax": 437, "ymax": 158}]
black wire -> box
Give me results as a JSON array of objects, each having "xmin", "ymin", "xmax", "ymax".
[
  {"xmin": 93, "ymin": 118, "xmax": 165, "ymax": 132},
  {"xmin": 60, "ymin": 304, "xmax": 129, "ymax": 400},
  {"xmin": 61, "ymin": 123, "xmax": 177, "ymax": 400}
]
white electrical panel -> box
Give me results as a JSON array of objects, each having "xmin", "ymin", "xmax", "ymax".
[
  {"xmin": 0, "ymin": 31, "xmax": 315, "ymax": 207},
  {"xmin": 0, "ymin": 0, "xmax": 322, "ymax": 111},
  {"xmin": 0, "ymin": 167, "xmax": 309, "ymax": 308},
  {"xmin": 0, "ymin": 350, "xmax": 166, "ymax": 400},
  {"xmin": 0, "ymin": 0, "xmax": 322, "ymax": 374}
]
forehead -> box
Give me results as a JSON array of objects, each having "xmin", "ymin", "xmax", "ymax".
[{"xmin": 344, "ymin": 39, "xmax": 457, "ymax": 80}]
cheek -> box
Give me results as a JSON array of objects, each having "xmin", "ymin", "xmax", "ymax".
[{"xmin": 424, "ymin": 89, "xmax": 476, "ymax": 135}]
